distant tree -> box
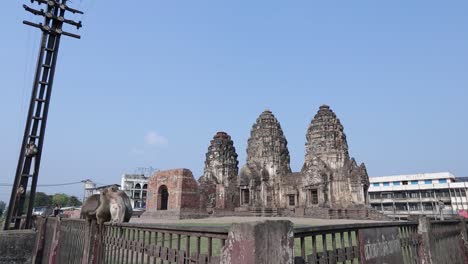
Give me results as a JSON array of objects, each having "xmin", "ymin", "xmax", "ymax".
[
  {"xmin": 51, "ymin": 193, "xmax": 69, "ymax": 207},
  {"xmin": 12, "ymin": 192, "xmax": 81, "ymax": 214},
  {"xmin": 68, "ymin": 196, "xmax": 82, "ymax": 206},
  {"xmin": 34, "ymin": 192, "xmax": 52, "ymax": 207},
  {"xmin": 21, "ymin": 191, "xmax": 52, "ymax": 212},
  {"xmin": 0, "ymin": 206, "xmax": 6, "ymax": 227},
  {"xmin": 0, "ymin": 201, "xmax": 6, "ymax": 217}
]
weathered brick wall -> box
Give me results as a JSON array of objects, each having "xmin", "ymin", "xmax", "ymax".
[
  {"xmin": 199, "ymin": 180, "xmax": 217, "ymax": 209},
  {"xmin": 180, "ymin": 171, "xmax": 201, "ymax": 209},
  {"xmin": 216, "ymin": 185, "xmax": 239, "ymax": 210},
  {"xmin": 146, "ymin": 168, "xmax": 200, "ymax": 211}
]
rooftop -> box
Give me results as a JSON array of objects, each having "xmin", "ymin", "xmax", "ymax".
[
  {"xmin": 122, "ymin": 174, "xmax": 148, "ymax": 180},
  {"xmin": 369, "ymin": 172, "xmax": 456, "ymax": 183}
]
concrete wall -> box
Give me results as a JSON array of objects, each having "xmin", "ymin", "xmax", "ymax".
[
  {"xmin": 0, "ymin": 230, "xmax": 37, "ymax": 264},
  {"xmin": 221, "ymin": 220, "xmax": 294, "ymax": 264}
]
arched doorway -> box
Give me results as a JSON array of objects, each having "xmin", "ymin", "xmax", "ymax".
[
  {"xmin": 241, "ymin": 189, "xmax": 250, "ymax": 205},
  {"xmin": 142, "ymin": 184, "xmax": 148, "ymax": 208},
  {"xmin": 158, "ymin": 185, "xmax": 169, "ymax": 210}
]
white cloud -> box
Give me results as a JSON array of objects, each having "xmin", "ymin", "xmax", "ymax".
[{"xmin": 144, "ymin": 131, "xmax": 168, "ymax": 147}]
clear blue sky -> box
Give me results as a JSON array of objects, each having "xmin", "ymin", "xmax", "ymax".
[{"xmin": 1, "ymin": 1, "xmax": 467, "ymax": 203}]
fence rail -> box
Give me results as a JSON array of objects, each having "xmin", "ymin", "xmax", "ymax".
[
  {"xmin": 103, "ymin": 223, "xmax": 229, "ymax": 264},
  {"xmin": 294, "ymin": 227, "xmax": 360, "ymax": 263},
  {"xmin": 293, "ymin": 222, "xmax": 420, "ymax": 264},
  {"xmin": 34, "ymin": 218, "xmax": 229, "ymax": 264},
  {"xmin": 430, "ymin": 220, "xmax": 465, "ymax": 264},
  {"xmin": 29, "ymin": 216, "xmax": 468, "ymax": 264}
]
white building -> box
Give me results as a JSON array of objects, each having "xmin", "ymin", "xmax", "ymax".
[
  {"xmin": 82, "ymin": 179, "xmax": 97, "ymax": 202},
  {"xmin": 82, "ymin": 180, "xmax": 122, "ymax": 202},
  {"xmin": 121, "ymin": 174, "xmax": 148, "ymax": 209},
  {"xmin": 369, "ymin": 172, "xmax": 468, "ymax": 219}
]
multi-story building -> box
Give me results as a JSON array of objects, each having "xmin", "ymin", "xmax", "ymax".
[
  {"xmin": 121, "ymin": 174, "xmax": 148, "ymax": 209},
  {"xmin": 82, "ymin": 180, "xmax": 121, "ymax": 201},
  {"xmin": 369, "ymin": 172, "xmax": 468, "ymax": 219},
  {"xmin": 82, "ymin": 179, "xmax": 97, "ymax": 202}
]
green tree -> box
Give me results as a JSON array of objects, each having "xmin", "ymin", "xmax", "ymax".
[
  {"xmin": 21, "ymin": 191, "xmax": 50, "ymax": 213},
  {"xmin": 68, "ymin": 196, "xmax": 82, "ymax": 206},
  {"xmin": 15, "ymin": 192, "xmax": 81, "ymax": 213},
  {"xmin": 51, "ymin": 193, "xmax": 69, "ymax": 207},
  {"xmin": 0, "ymin": 206, "xmax": 6, "ymax": 227},
  {"xmin": 34, "ymin": 192, "xmax": 52, "ymax": 207},
  {"xmin": 0, "ymin": 201, "xmax": 6, "ymax": 217}
]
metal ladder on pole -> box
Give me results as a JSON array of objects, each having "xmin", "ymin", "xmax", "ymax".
[{"xmin": 4, "ymin": 0, "xmax": 83, "ymax": 230}]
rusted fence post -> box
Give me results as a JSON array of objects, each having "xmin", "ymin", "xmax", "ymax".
[
  {"xmin": 32, "ymin": 217, "xmax": 46, "ymax": 264},
  {"xmin": 459, "ymin": 217, "xmax": 468, "ymax": 262},
  {"xmin": 94, "ymin": 226, "xmax": 106, "ymax": 264},
  {"xmin": 82, "ymin": 221, "xmax": 100, "ymax": 264},
  {"xmin": 220, "ymin": 220, "xmax": 294, "ymax": 264},
  {"xmin": 81, "ymin": 222, "xmax": 92, "ymax": 264},
  {"xmin": 417, "ymin": 216, "xmax": 433, "ymax": 264},
  {"xmin": 48, "ymin": 217, "xmax": 62, "ymax": 264}
]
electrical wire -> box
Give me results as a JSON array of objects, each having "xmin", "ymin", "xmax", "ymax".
[
  {"xmin": 0, "ymin": 181, "xmax": 117, "ymax": 187},
  {"xmin": 0, "ymin": 181, "xmax": 84, "ymax": 187}
]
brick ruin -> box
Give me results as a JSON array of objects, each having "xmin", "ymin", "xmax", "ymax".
[
  {"xmin": 144, "ymin": 169, "xmax": 207, "ymax": 219},
  {"xmin": 143, "ymin": 105, "xmax": 374, "ymax": 219}
]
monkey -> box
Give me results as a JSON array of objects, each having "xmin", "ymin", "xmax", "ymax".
[
  {"xmin": 109, "ymin": 195, "xmax": 126, "ymax": 223},
  {"xmin": 25, "ymin": 142, "xmax": 38, "ymax": 157},
  {"xmin": 81, "ymin": 190, "xmax": 112, "ymax": 227},
  {"xmin": 109, "ymin": 198, "xmax": 120, "ymax": 223},
  {"xmin": 80, "ymin": 185, "xmax": 133, "ymax": 226},
  {"xmin": 107, "ymin": 185, "xmax": 133, "ymax": 222},
  {"xmin": 95, "ymin": 188, "xmax": 112, "ymax": 226},
  {"xmin": 80, "ymin": 194, "xmax": 100, "ymax": 224}
]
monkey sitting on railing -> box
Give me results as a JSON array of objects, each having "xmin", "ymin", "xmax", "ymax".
[
  {"xmin": 108, "ymin": 184, "xmax": 133, "ymax": 223},
  {"xmin": 81, "ymin": 185, "xmax": 133, "ymax": 225}
]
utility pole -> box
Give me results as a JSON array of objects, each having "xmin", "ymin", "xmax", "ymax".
[{"xmin": 4, "ymin": 0, "xmax": 83, "ymax": 230}]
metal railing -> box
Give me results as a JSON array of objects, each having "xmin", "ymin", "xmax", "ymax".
[
  {"xmin": 103, "ymin": 223, "xmax": 229, "ymax": 264},
  {"xmin": 430, "ymin": 220, "xmax": 465, "ymax": 264},
  {"xmin": 293, "ymin": 222, "xmax": 420, "ymax": 264},
  {"xmin": 35, "ymin": 217, "xmax": 229, "ymax": 264},
  {"xmin": 31, "ymin": 216, "xmax": 468, "ymax": 264}
]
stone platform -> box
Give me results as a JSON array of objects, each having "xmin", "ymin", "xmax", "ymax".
[{"xmin": 141, "ymin": 209, "xmax": 208, "ymax": 220}]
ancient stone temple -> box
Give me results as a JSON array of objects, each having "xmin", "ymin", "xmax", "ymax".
[
  {"xmin": 239, "ymin": 109, "xmax": 292, "ymax": 208},
  {"xmin": 143, "ymin": 105, "xmax": 373, "ymax": 220},
  {"xmin": 300, "ymin": 105, "xmax": 369, "ymax": 208},
  {"xmin": 238, "ymin": 105, "xmax": 369, "ymax": 213},
  {"xmin": 198, "ymin": 132, "xmax": 240, "ymax": 210}
]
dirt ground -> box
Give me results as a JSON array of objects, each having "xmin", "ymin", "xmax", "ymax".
[{"xmin": 132, "ymin": 216, "xmax": 389, "ymax": 226}]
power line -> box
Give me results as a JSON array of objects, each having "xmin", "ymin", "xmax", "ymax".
[
  {"xmin": 0, "ymin": 181, "xmax": 84, "ymax": 187},
  {"xmin": 94, "ymin": 182, "xmax": 117, "ymax": 186}
]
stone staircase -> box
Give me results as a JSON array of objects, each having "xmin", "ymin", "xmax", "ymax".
[
  {"xmin": 249, "ymin": 207, "xmax": 279, "ymax": 217},
  {"xmin": 237, "ymin": 206, "xmax": 391, "ymax": 220},
  {"xmin": 326, "ymin": 208, "xmax": 391, "ymax": 220}
]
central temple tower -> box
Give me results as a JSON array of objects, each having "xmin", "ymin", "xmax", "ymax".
[
  {"xmin": 302, "ymin": 105, "xmax": 369, "ymax": 208},
  {"xmin": 240, "ymin": 109, "xmax": 291, "ymax": 208}
]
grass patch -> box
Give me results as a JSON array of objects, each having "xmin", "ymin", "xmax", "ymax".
[{"xmin": 108, "ymin": 227, "xmax": 359, "ymax": 258}]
